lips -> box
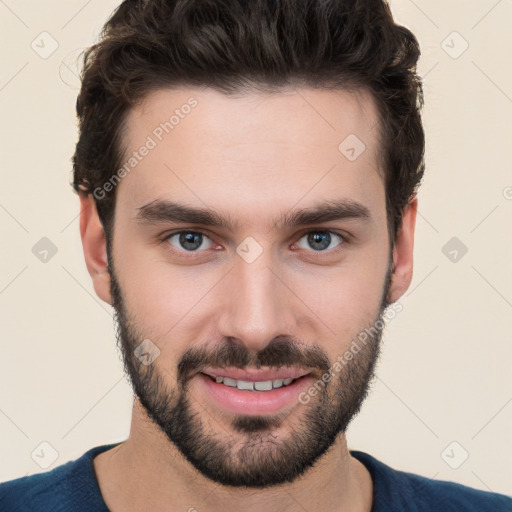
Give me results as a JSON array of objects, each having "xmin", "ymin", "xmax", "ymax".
[
  {"xmin": 201, "ymin": 367, "xmax": 312, "ymax": 382},
  {"xmin": 197, "ymin": 371, "xmax": 315, "ymax": 415}
]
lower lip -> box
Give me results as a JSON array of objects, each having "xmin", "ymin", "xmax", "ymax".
[{"xmin": 196, "ymin": 373, "xmax": 313, "ymax": 416}]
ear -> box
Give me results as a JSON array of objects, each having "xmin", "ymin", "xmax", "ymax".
[
  {"xmin": 79, "ymin": 194, "xmax": 112, "ymax": 305},
  {"xmin": 388, "ymin": 196, "xmax": 418, "ymax": 303}
]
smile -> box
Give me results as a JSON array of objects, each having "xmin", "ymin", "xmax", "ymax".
[
  {"xmin": 204, "ymin": 374, "xmax": 299, "ymax": 391},
  {"xmin": 197, "ymin": 371, "xmax": 314, "ymax": 415}
]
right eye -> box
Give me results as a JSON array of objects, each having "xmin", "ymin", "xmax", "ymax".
[{"xmin": 163, "ymin": 230, "xmax": 216, "ymax": 253}]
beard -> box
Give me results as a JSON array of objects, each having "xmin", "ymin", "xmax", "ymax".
[{"xmin": 108, "ymin": 251, "xmax": 393, "ymax": 489}]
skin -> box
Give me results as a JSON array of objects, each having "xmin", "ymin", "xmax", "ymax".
[{"xmin": 80, "ymin": 86, "xmax": 417, "ymax": 511}]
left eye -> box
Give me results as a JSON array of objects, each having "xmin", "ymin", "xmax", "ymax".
[
  {"xmin": 165, "ymin": 231, "xmax": 214, "ymax": 252},
  {"xmin": 296, "ymin": 231, "xmax": 344, "ymax": 252}
]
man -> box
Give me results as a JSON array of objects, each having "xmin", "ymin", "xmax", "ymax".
[{"xmin": 1, "ymin": 0, "xmax": 511, "ymax": 510}]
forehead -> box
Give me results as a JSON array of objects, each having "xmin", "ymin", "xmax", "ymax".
[{"xmin": 116, "ymin": 86, "xmax": 384, "ymax": 229}]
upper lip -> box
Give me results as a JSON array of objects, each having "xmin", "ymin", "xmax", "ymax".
[{"xmin": 201, "ymin": 367, "xmax": 312, "ymax": 382}]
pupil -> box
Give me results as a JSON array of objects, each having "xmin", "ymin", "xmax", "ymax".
[
  {"xmin": 308, "ymin": 232, "xmax": 330, "ymax": 251},
  {"xmin": 180, "ymin": 232, "xmax": 202, "ymax": 251}
]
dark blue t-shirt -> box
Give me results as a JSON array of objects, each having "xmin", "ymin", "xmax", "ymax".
[{"xmin": 1, "ymin": 443, "xmax": 511, "ymax": 511}]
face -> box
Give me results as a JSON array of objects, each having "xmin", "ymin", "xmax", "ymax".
[{"xmin": 94, "ymin": 86, "xmax": 404, "ymax": 488}]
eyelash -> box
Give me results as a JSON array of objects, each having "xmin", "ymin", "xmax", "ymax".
[{"xmin": 159, "ymin": 229, "xmax": 347, "ymax": 258}]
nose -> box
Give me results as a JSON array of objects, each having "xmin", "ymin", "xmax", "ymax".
[{"xmin": 216, "ymin": 252, "xmax": 298, "ymax": 353}]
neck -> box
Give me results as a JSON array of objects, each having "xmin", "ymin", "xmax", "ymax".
[{"xmin": 93, "ymin": 400, "xmax": 373, "ymax": 512}]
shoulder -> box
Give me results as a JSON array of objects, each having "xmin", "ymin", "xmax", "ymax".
[
  {"xmin": 0, "ymin": 443, "xmax": 119, "ymax": 512},
  {"xmin": 404, "ymin": 472, "xmax": 512, "ymax": 511},
  {"xmin": 350, "ymin": 450, "xmax": 512, "ymax": 512},
  {"xmin": 0, "ymin": 461, "xmax": 73, "ymax": 512}
]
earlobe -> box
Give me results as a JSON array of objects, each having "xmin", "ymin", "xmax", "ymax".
[
  {"xmin": 388, "ymin": 196, "xmax": 418, "ymax": 303},
  {"xmin": 79, "ymin": 194, "xmax": 112, "ymax": 305}
]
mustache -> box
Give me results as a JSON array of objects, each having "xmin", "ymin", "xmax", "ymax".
[{"xmin": 177, "ymin": 336, "xmax": 331, "ymax": 384}]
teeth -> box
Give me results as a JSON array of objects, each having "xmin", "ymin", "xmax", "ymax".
[
  {"xmin": 237, "ymin": 380, "xmax": 254, "ymax": 391},
  {"xmin": 223, "ymin": 377, "xmax": 237, "ymax": 387},
  {"xmin": 254, "ymin": 380, "xmax": 272, "ymax": 391},
  {"xmin": 212, "ymin": 375, "xmax": 299, "ymax": 391}
]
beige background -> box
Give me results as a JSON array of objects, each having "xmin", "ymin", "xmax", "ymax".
[{"xmin": 1, "ymin": 0, "xmax": 511, "ymax": 497}]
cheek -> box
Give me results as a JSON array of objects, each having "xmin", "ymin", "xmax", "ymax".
[
  {"xmin": 118, "ymin": 263, "xmax": 208, "ymax": 333},
  {"xmin": 113, "ymin": 212, "xmax": 389, "ymax": 357},
  {"xmin": 112, "ymin": 234, "xmax": 221, "ymax": 357},
  {"xmin": 289, "ymin": 253, "xmax": 388, "ymax": 341}
]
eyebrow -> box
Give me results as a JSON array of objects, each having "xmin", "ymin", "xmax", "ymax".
[{"xmin": 135, "ymin": 198, "xmax": 371, "ymax": 231}]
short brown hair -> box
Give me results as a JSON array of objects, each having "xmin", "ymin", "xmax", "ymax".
[{"xmin": 72, "ymin": 0, "xmax": 425, "ymax": 245}]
